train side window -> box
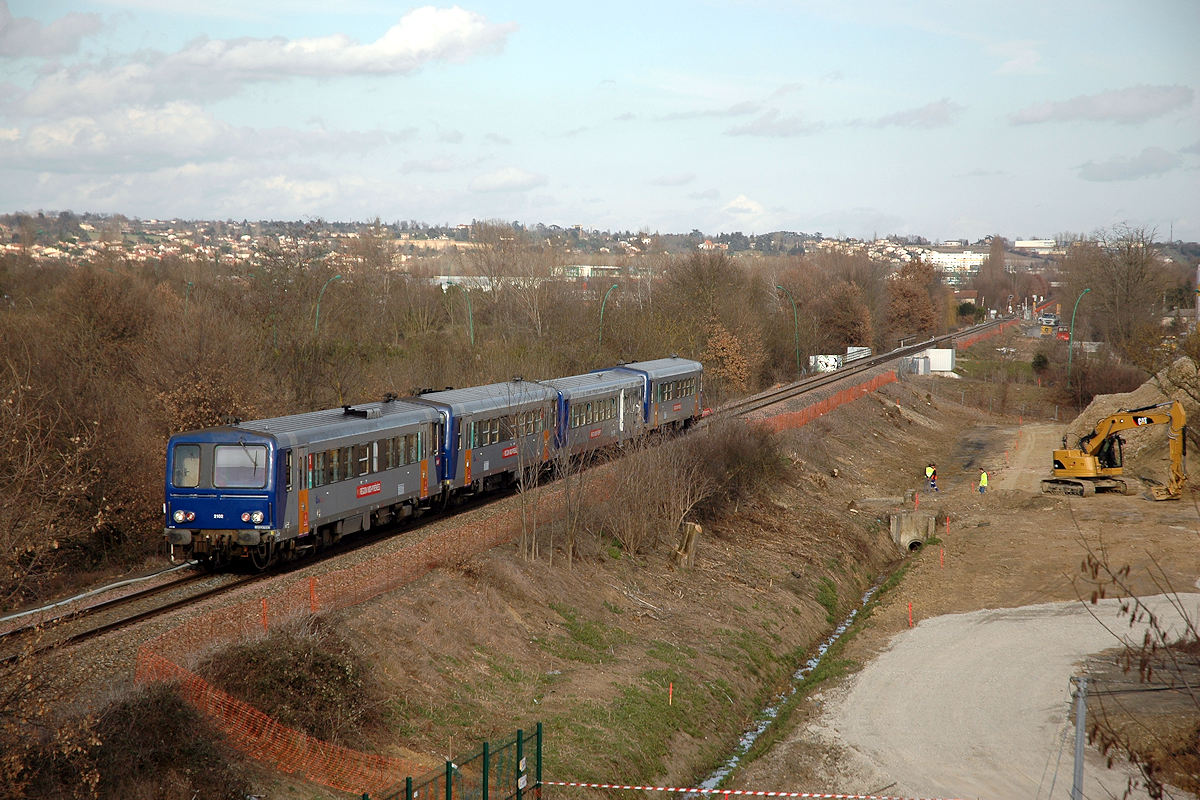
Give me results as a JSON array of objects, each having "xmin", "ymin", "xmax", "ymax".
[
  {"xmin": 419, "ymin": 430, "xmax": 426, "ymax": 460},
  {"xmin": 171, "ymin": 444, "xmax": 201, "ymax": 488},
  {"xmin": 284, "ymin": 450, "xmax": 292, "ymax": 493},
  {"xmin": 456, "ymin": 424, "xmax": 463, "ymax": 451},
  {"xmin": 356, "ymin": 444, "xmax": 370, "ymax": 476},
  {"xmin": 405, "ymin": 434, "xmax": 417, "ymax": 464}
]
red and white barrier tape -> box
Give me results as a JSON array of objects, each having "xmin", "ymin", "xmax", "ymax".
[{"xmin": 542, "ymin": 781, "xmax": 968, "ymax": 800}]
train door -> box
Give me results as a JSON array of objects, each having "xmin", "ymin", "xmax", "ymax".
[{"xmin": 295, "ymin": 447, "xmax": 310, "ymax": 535}]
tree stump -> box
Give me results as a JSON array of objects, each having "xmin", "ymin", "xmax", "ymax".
[{"xmin": 675, "ymin": 522, "xmax": 701, "ymax": 568}]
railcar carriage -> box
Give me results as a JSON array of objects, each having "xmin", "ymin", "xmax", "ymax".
[
  {"xmin": 164, "ymin": 397, "xmax": 438, "ymax": 570},
  {"xmin": 411, "ymin": 380, "xmax": 559, "ymax": 495},
  {"xmin": 543, "ymin": 369, "xmax": 645, "ymax": 451},
  {"xmin": 609, "ymin": 357, "xmax": 704, "ymax": 432}
]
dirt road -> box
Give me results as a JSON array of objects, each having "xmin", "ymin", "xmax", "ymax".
[{"xmin": 736, "ymin": 421, "xmax": 1200, "ymax": 799}]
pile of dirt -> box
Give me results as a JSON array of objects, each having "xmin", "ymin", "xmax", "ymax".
[{"xmin": 1065, "ymin": 356, "xmax": 1198, "ymax": 481}]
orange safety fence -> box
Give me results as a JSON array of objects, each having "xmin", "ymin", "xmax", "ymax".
[
  {"xmin": 759, "ymin": 370, "xmax": 897, "ymax": 433},
  {"xmin": 956, "ymin": 319, "xmax": 1019, "ymax": 350},
  {"xmin": 136, "ymin": 475, "xmax": 583, "ymax": 796}
]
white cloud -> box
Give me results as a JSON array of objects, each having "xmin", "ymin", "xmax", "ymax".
[
  {"xmin": 987, "ymin": 40, "xmax": 1043, "ymax": 75},
  {"xmin": 13, "ymin": 6, "xmax": 516, "ymax": 116},
  {"xmin": 723, "ymin": 194, "xmax": 764, "ymax": 217},
  {"xmin": 1, "ymin": 103, "xmax": 392, "ymax": 171},
  {"xmin": 726, "ymin": 109, "xmax": 822, "ymax": 137},
  {"xmin": 469, "ymin": 166, "xmax": 546, "ymax": 193},
  {"xmin": 650, "ymin": 173, "xmax": 695, "ymax": 187},
  {"xmin": 660, "ymin": 100, "xmax": 760, "ymax": 122},
  {"xmin": 865, "ymin": 98, "xmax": 963, "ymax": 129},
  {"xmin": 0, "ymin": 1, "xmax": 101, "ymax": 58},
  {"xmin": 1076, "ymin": 147, "xmax": 1183, "ymax": 181},
  {"xmin": 1010, "ymin": 85, "xmax": 1194, "ymax": 125}
]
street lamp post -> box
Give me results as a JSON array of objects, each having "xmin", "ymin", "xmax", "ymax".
[
  {"xmin": 314, "ymin": 274, "xmax": 343, "ymax": 335},
  {"xmin": 463, "ymin": 287, "xmax": 474, "ymax": 347},
  {"xmin": 598, "ymin": 283, "xmax": 619, "ymax": 351},
  {"xmin": 1066, "ymin": 287, "xmax": 1091, "ymax": 389},
  {"xmin": 775, "ymin": 284, "xmax": 800, "ymax": 378}
]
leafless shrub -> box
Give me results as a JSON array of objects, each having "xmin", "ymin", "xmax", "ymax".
[
  {"xmin": 1076, "ymin": 540, "xmax": 1200, "ymax": 798},
  {"xmin": 5, "ymin": 676, "xmax": 250, "ymax": 800},
  {"xmin": 197, "ymin": 614, "xmax": 388, "ymax": 748},
  {"xmin": 592, "ymin": 419, "xmax": 784, "ymax": 556}
]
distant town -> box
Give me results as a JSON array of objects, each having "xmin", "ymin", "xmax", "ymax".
[{"xmin": 0, "ymin": 210, "xmax": 1161, "ymax": 288}]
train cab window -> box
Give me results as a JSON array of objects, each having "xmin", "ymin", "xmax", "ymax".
[
  {"xmin": 213, "ymin": 444, "xmax": 269, "ymax": 489},
  {"xmin": 172, "ymin": 444, "xmax": 201, "ymax": 488}
]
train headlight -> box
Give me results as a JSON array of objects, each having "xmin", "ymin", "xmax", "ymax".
[
  {"xmin": 173, "ymin": 510, "xmax": 186, "ymax": 523},
  {"xmin": 241, "ymin": 512, "xmax": 251, "ymax": 523},
  {"xmin": 251, "ymin": 511, "xmax": 264, "ymax": 524}
]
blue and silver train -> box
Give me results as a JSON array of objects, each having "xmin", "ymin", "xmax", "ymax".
[{"xmin": 164, "ymin": 357, "xmax": 704, "ymax": 570}]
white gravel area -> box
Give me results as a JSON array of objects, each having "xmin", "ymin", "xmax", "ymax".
[{"xmin": 804, "ymin": 593, "xmax": 1200, "ymax": 799}]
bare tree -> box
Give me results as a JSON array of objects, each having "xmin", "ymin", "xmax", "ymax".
[{"xmin": 1061, "ymin": 225, "xmax": 1169, "ymax": 363}]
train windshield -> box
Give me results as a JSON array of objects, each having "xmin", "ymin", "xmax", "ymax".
[
  {"xmin": 213, "ymin": 444, "xmax": 269, "ymax": 488},
  {"xmin": 171, "ymin": 444, "xmax": 201, "ymax": 488}
]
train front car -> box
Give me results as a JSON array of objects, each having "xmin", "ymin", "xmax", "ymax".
[{"xmin": 165, "ymin": 427, "xmax": 280, "ymax": 570}]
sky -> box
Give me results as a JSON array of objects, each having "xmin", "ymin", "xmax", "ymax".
[{"xmin": 1, "ymin": 1, "xmax": 1197, "ymax": 243}]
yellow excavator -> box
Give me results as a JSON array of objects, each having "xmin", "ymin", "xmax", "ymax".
[{"xmin": 1041, "ymin": 400, "xmax": 1187, "ymax": 499}]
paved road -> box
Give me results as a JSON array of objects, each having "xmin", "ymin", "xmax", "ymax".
[{"xmin": 806, "ymin": 594, "xmax": 1198, "ymax": 799}]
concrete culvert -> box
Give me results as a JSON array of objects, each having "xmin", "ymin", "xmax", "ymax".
[{"xmin": 890, "ymin": 511, "xmax": 935, "ymax": 553}]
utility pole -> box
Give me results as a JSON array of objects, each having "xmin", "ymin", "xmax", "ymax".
[{"xmin": 1071, "ymin": 675, "xmax": 1088, "ymax": 800}]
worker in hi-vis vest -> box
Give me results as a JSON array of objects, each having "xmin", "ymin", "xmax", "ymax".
[{"xmin": 978, "ymin": 468, "xmax": 988, "ymax": 494}]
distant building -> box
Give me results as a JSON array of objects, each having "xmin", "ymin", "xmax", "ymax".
[
  {"xmin": 1014, "ymin": 239, "xmax": 1057, "ymax": 254},
  {"xmin": 924, "ymin": 250, "xmax": 987, "ymax": 286}
]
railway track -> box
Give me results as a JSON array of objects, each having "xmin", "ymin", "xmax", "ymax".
[
  {"xmin": 719, "ymin": 318, "xmax": 1008, "ymax": 418},
  {"xmin": 0, "ymin": 485, "xmax": 511, "ymax": 666},
  {"xmin": 1, "ymin": 318, "xmax": 1012, "ymax": 666}
]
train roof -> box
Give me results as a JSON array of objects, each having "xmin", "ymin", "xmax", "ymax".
[
  {"xmin": 178, "ymin": 398, "xmax": 441, "ymax": 448},
  {"xmin": 613, "ymin": 357, "xmax": 702, "ymax": 380},
  {"xmin": 542, "ymin": 369, "xmax": 642, "ymax": 398},
  {"xmin": 412, "ymin": 380, "xmax": 558, "ymax": 416}
]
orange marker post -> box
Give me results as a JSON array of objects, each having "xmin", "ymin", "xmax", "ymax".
[
  {"xmin": 907, "ymin": 601, "xmax": 913, "ymax": 627},
  {"xmin": 261, "ymin": 597, "xmax": 268, "ymax": 632},
  {"xmin": 940, "ymin": 547, "xmax": 944, "ymax": 568},
  {"xmin": 914, "ymin": 492, "xmax": 919, "ymax": 509},
  {"xmin": 669, "ymin": 682, "xmax": 673, "ymax": 706}
]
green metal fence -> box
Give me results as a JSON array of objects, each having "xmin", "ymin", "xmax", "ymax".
[{"xmin": 377, "ymin": 724, "xmax": 542, "ymax": 800}]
